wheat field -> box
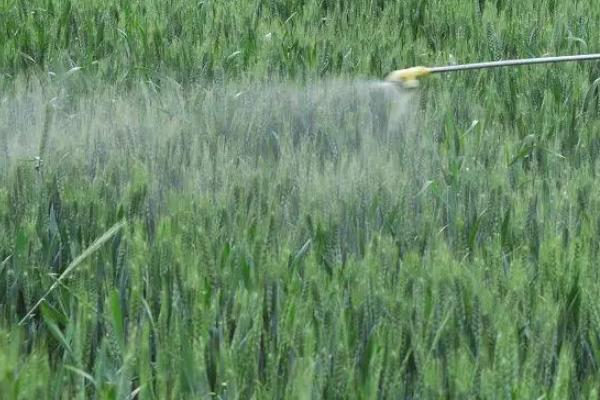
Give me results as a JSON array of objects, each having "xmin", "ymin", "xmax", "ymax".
[{"xmin": 2, "ymin": 1, "xmax": 600, "ymax": 398}]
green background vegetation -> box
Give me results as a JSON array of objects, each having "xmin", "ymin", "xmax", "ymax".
[{"xmin": 2, "ymin": 0, "xmax": 600, "ymax": 398}]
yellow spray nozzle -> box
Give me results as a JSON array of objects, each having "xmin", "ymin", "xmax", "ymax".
[{"xmin": 385, "ymin": 66, "xmax": 431, "ymax": 88}]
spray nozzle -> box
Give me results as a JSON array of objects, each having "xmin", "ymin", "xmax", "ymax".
[{"xmin": 385, "ymin": 67, "xmax": 431, "ymax": 88}]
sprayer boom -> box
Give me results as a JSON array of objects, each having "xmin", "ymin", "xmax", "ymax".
[{"xmin": 385, "ymin": 53, "xmax": 600, "ymax": 87}]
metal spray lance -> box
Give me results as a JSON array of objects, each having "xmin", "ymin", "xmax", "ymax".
[{"xmin": 385, "ymin": 53, "xmax": 600, "ymax": 88}]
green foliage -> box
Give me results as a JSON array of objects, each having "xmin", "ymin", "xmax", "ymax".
[{"xmin": 2, "ymin": 0, "xmax": 600, "ymax": 398}]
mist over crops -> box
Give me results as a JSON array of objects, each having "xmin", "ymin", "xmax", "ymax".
[
  {"xmin": 1, "ymin": 77, "xmax": 418, "ymax": 161},
  {"xmin": 2, "ymin": 0, "xmax": 600, "ymax": 399}
]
